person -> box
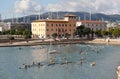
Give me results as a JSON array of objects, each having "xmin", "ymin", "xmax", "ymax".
[
  {"xmin": 50, "ymin": 59, "xmax": 55, "ymax": 65},
  {"xmin": 64, "ymin": 59, "xmax": 68, "ymax": 64},
  {"xmin": 24, "ymin": 65, "xmax": 28, "ymax": 69},
  {"xmin": 80, "ymin": 59, "xmax": 83, "ymax": 65},
  {"xmin": 32, "ymin": 61, "xmax": 35, "ymax": 65}
]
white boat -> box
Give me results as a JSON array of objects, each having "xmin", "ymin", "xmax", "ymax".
[
  {"xmin": 49, "ymin": 50, "xmax": 57, "ymax": 54},
  {"xmin": 90, "ymin": 62, "xmax": 96, "ymax": 66}
]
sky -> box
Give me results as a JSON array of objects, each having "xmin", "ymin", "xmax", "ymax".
[{"xmin": 0, "ymin": 0, "xmax": 120, "ymax": 19}]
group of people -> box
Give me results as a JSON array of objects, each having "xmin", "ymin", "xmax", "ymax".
[{"xmin": 19, "ymin": 61, "xmax": 43, "ymax": 69}]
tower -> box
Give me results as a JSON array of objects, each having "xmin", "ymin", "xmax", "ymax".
[{"xmin": 64, "ymin": 14, "xmax": 77, "ymax": 21}]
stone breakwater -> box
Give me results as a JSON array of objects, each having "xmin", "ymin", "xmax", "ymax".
[
  {"xmin": 1, "ymin": 38, "xmax": 120, "ymax": 47},
  {"xmin": 0, "ymin": 39, "xmax": 88, "ymax": 47},
  {"xmin": 88, "ymin": 38, "xmax": 120, "ymax": 44}
]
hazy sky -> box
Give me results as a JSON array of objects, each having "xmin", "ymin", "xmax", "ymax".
[{"xmin": 0, "ymin": 0, "xmax": 120, "ymax": 19}]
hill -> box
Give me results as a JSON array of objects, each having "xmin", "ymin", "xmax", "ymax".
[{"xmin": 4, "ymin": 11, "xmax": 120, "ymax": 23}]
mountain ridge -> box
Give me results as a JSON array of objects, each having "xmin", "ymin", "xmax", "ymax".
[{"xmin": 4, "ymin": 11, "xmax": 120, "ymax": 23}]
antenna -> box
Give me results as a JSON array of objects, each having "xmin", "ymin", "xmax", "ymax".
[
  {"xmin": 57, "ymin": 11, "xmax": 59, "ymax": 19},
  {"xmin": 15, "ymin": 14, "xmax": 18, "ymax": 23},
  {"xmin": 79, "ymin": 16, "xmax": 80, "ymax": 21},
  {"xmin": 36, "ymin": 15, "xmax": 37, "ymax": 20},
  {"xmin": 89, "ymin": 11, "xmax": 91, "ymax": 20},
  {"xmin": 84, "ymin": 13, "xmax": 86, "ymax": 20},
  {"xmin": 0, "ymin": 13, "xmax": 1, "ymax": 22},
  {"xmin": 38, "ymin": 8, "xmax": 41, "ymax": 20},
  {"xmin": 22, "ymin": 10, "xmax": 26, "ymax": 23},
  {"xmin": 12, "ymin": 11, "xmax": 14, "ymax": 24}
]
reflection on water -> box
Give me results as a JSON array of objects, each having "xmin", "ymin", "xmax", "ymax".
[
  {"xmin": 31, "ymin": 48, "xmax": 47, "ymax": 62},
  {"xmin": 0, "ymin": 44, "xmax": 120, "ymax": 79}
]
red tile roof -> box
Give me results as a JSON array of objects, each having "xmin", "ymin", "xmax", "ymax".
[
  {"xmin": 32, "ymin": 19, "xmax": 68, "ymax": 23},
  {"xmin": 78, "ymin": 20, "xmax": 106, "ymax": 23}
]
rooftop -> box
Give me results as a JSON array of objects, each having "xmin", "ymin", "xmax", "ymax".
[
  {"xmin": 78, "ymin": 20, "xmax": 106, "ymax": 23},
  {"xmin": 64, "ymin": 14, "xmax": 76, "ymax": 17},
  {"xmin": 32, "ymin": 19, "xmax": 68, "ymax": 23}
]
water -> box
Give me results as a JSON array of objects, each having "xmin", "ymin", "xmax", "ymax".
[{"xmin": 0, "ymin": 44, "xmax": 120, "ymax": 79}]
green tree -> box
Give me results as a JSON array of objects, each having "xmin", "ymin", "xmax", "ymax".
[
  {"xmin": 84, "ymin": 28, "xmax": 91, "ymax": 38},
  {"xmin": 52, "ymin": 33, "xmax": 58, "ymax": 38},
  {"xmin": 108, "ymin": 28, "xmax": 114, "ymax": 37},
  {"xmin": 15, "ymin": 24, "xmax": 25, "ymax": 31},
  {"xmin": 10, "ymin": 29, "xmax": 15, "ymax": 35},
  {"xmin": 101, "ymin": 30, "xmax": 108, "ymax": 37},
  {"xmin": 4, "ymin": 30, "xmax": 10, "ymax": 34},
  {"xmin": 112, "ymin": 28, "xmax": 120, "ymax": 38},
  {"xmin": 94, "ymin": 30, "xmax": 102, "ymax": 37},
  {"xmin": 15, "ymin": 30, "xmax": 23, "ymax": 35},
  {"xmin": 23, "ymin": 29, "xmax": 31, "ymax": 39},
  {"xmin": 74, "ymin": 25, "xmax": 85, "ymax": 37}
]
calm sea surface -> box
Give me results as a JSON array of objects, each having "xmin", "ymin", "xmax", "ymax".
[{"xmin": 0, "ymin": 44, "xmax": 120, "ymax": 79}]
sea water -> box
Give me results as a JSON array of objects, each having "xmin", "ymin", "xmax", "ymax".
[{"xmin": 0, "ymin": 44, "xmax": 120, "ymax": 79}]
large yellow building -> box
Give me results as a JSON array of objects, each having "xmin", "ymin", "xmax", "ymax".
[{"xmin": 31, "ymin": 14, "xmax": 77, "ymax": 38}]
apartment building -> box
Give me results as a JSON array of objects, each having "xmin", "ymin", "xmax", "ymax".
[
  {"xmin": 76, "ymin": 20, "xmax": 107, "ymax": 31},
  {"xmin": 0, "ymin": 22, "xmax": 11, "ymax": 31},
  {"xmin": 31, "ymin": 14, "xmax": 77, "ymax": 38}
]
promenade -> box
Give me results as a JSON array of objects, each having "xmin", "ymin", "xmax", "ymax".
[
  {"xmin": 0, "ymin": 38, "xmax": 120, "ymax": 47},
  {"xmin": 0, "ymin": 39, "xmax": 87, "ymax": 47}
]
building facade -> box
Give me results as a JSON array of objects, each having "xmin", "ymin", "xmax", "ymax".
[
  {"xmin": 76, "ymin": 20, "xmax": 107, "ymax": 31},
  {"xmin": 31, "ymin": 14, "xmax": 77, "ymax": 38},
  {"xmin": 0, "ymin": 22, "xmax": 11, "ymax": 31}
]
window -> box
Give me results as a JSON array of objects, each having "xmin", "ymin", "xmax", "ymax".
[
  {"xmin": 65, "ymin": 24, "xmax": 67, "ymax": 27},
  {"xmin": 51, "ymin": 24, "xmax": 53, "ymax": 26},
  {"xmin": 59, "ymin": 24, "xmax": 61, "ymax": 26},
  {"xmin": 47, "ymin": 29, "xmax": 49, "ymax": 31},
  {"xmin": 74, "ymin": 24, "xmax": 76, "ymax": 26},
  {"xmin": 56, "ymin": 24, "xmax": 58, "ymax": 26},
  {"xmin": 58, "ymin": 29, "xmax": 61, "ymax": 32},
  {"xmin": 62, "ymin": 29, "xmax": 64, "ymax": 32}
]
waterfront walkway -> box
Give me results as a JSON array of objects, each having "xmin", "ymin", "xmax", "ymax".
[
  {"xmin": 1, "ymin": 38, "xmax": 120, "ymax": 47},
  {"xmin": 0, "ymin": 39, "xmax": 87, "ymax": 47}
]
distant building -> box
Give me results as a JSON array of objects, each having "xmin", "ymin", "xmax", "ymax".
[
  {"xmin": 31, "ymin": 14, "xmax": 77, "ymax": 38},
  {"xmin": 106, "ymin": 21, "xmax": 120, "ymax": 28},
  {"xmin": 11, "ymin": 23, "xmax": 31, "ymax": 31},
  {"xmin": 76, "ymin": 20, "xmax": 107, "ymax": 31},
  {"xmin": 0, "ymin": 22, "xmax": 31, "ymax": 32},
  {"xmin": 0, "ymin": 22, "xmax": 11, "ymax": 31}
]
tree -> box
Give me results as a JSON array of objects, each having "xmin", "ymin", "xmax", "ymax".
[
  {"xmin": 10, "ymin": 29, "xmax": 15, "ymax": 35},
  {"xmin": 14, "ymin": 24, "xmax": 25, "ymax": 31},
  {"xmin": 52, "ymin": 33, "xmax": 57, "ymax": 38},
  {"xmin": 94, "ymin": 30, "xmax": 102, "ymax": 37},
  {"xmin": 91, "ymin": 29, "xmax": 94, "ymax": 38},
  {"xmin": 15, "ymin": 30, "xmax": 23, "ymax": 35},
  {"xmin": 112, "ymin": 28, "xmax": 120, "ymax": 38},
  {"xmin": 23, "ymin": 29, "xmax": 31, "ymax": 39},
  {"xmin": 101, "ymin": 30, "xmax": 108, "ymax": 37},
  {"xmin": 84, "ymin": 28, "xmax": 91, "ymax": 38},
  {"xmin": 65, "ymin": 33, "xmax": 70, "ymax": 38},
  {"xmin": 74, "ymin": 25, "xmax": 85, "ymax": 37},
  {"xmin": 108, "ymin": 28, "xmax": 114, "ymax": 37}
]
